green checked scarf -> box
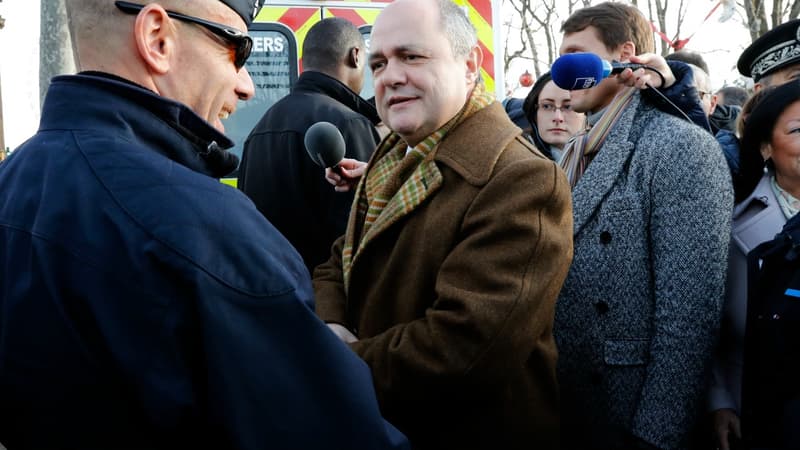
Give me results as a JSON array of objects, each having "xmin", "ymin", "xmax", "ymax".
[
  {"xmin": 341, "ymin": 84, "xmax": 494, "ymax": 289},
  {"xmin": 559, "ymin": 86, "xmax": 637, "ymax": 189}
]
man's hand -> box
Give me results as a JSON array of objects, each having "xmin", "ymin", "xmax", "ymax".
[
  {"xmin": 327, "ymin": 323, "xmax": 359, "ymax": 343},
  {"xmin": 325, "ymin": 158, "xmax": 368, "ymax": 192},
  {"xmin": 615, "ymin": 53, "xmax": 676, "ymax": 90},
  {"xmin": 712, "ymin": 408, "xmax": 741, "ymax": 450}
]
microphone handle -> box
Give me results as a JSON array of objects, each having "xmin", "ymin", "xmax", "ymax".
[
  {"xmin": 330, "ymin": 164, "xmax": 345, "ymax": 177},
  {"xmin": 609, "ymin": 63, "xmax": 648, "ymax": 74}
]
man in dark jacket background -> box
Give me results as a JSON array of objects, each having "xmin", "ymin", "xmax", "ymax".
[{"xmin": 238, "ymin": 17, "xmax": 380, "ymax": 273}]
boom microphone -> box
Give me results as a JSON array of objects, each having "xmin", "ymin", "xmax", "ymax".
[
  {"xmin": 551, "ymin": 53, "xmax": 648, "ymax": 90},
  {"xmin": 304, "ymin": 121, "xmax": 345, "ymax": 173}
]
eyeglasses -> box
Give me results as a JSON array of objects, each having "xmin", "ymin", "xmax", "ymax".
[
  {"xmin": 698, "ymin": 90, "xmax": 712, "ymax": 100},
  {"xmin": 115, "ymin": 1, "xmax": 253, "ymax": 70},
  {"xmin": 537, "ymin": 102, "xmax": 574, "ymax": 114}
]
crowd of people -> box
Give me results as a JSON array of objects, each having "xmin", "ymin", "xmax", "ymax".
[{"xmin": 0, "ymin": 0, "xmax": 799, "ymax": 449}]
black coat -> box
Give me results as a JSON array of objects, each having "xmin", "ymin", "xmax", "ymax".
[
  {"xmin": 742, "ymin": 214, "xmax": 800, "ymax": 450},
  {"xmin": 238, "ymin": 71, "xmax": 380, "ymax": 273}
]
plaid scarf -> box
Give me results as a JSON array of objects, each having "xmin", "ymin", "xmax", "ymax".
[
  {"xmin": 559, "ymin": 86, "xmax": 637, "ymax": 189},
  {"xmin": 341, "ymin": 84, "xmax": 494, "ymax": 289}
]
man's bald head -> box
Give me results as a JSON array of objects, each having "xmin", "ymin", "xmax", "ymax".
[
  {"xmin": 65, "ymin": 0, "xmax": 257, "ymax": 132},
  {"xmin": 66, "ymin": 0, "xmax": 193, "ymax": 68},
  {"xmin": 65, "ymin": 0, "xmax": 244, "ymax": 69}
]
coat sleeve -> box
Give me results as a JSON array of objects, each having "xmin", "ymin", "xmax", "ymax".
[
  {"xmin": 641, "ymin": 60, "xmax": 711, "ymax": 133},
  {"xmin": 313, "ymin": 233, "xmax": 350, "ymax": 327},
  {"xmin": 186, "ymin": 202, "xmax": 407, "ymax": 450},
  {"xmin": 630, "ymin": 125, "xmax": 733, "ymax": 448},
  {"xmin": 170, "ymin": 191, "xmax": 408, "ymax": 450},
  {"xmin": 707, "ymin": 239, "xmax": 741, "ymax": 413},
  {"xmin": 349, "ymin": 158, "xmax": 573, "ymax": 399}
]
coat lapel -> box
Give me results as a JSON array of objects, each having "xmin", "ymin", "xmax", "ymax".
[
  {"xmin": 732, "ymin": 175, "xmax": 785, "ymax": 254},
  {"xmin": 345, "ymin": 102, "xmax": 522, "ymax": 286},
  {"xmin": 352, "ymin": 156, "xmax": 444, "ymax": 264},
  {"xmin": 571, "ymin": 93, "xmax": 641, "ymax": 236}
]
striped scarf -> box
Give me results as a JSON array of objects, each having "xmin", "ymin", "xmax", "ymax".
[
  {"xmin": 341, "ymin": 83, "xmax": 494, "ymax": 287},
  {"xmin": 559, "ymin": 86, "xmax": 637, "ymax": 189}
]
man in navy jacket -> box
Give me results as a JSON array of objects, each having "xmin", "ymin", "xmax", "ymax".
[{"xmin": 0, "ymin": 1, "xmax": 407, "ymax": 449}]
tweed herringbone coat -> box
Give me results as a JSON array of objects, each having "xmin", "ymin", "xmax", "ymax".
[
  {"xmin": 555, "ymin": 91, "xmax": 733, "ymax": 450},
  {"xmin": 314, "ymin": 102, "xmax": 573, "ymax": 450}
]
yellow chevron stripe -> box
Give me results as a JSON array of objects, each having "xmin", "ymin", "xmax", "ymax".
[
  {"xmin": 294, "ymin": 13, "xmax": 320, "ymax": 61},
  {"xmin": 255, "ymin": 6, "xmax": 288, "ymax": 23},
  {"xmin": 466, "ymin": 5, "xmax": 493, "ymax": 54},
  {"xmin": 481, "ymin": 68, "xmax": 495, "ymax": 97},
  {"xmin": 352, "ymin": 8, "xmax": 381, "ymax": 24}
]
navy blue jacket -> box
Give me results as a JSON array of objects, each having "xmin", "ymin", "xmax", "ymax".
[
  {"xmin": 717, "ymin": 129, "xmax": 741, "ymax": 177},
  {"xmin": 238, "ymin": 71, "xmax": 380, "ymax": 273},
  {"xmin": 643, "ymin": 60, "xmax": 712, "ymax": 133},
  {"xmin": 0, "ymin": 74, "xmax": 407, "ymax": 450}
]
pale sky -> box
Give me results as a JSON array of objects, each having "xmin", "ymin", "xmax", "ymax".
[
  {"xmin": 1, "ymin": 0, "xmax": 40, "ymax": 151},
  {"xmin": 505, "ymin": 1, "xmax": 753, "ymax": 97},
  {"xmin": 0, "ymin": 1, "xmax": 759, "ymax": 150}
]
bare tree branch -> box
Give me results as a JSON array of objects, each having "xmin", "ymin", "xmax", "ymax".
[{"xmin": 790, "ymin": 0, "xmax": 800, "ymax": 19}]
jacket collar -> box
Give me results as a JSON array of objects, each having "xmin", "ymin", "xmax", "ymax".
[
  {"xmin": 734, "ymin": 172, "xmax": 773, "ymax": 220},
  {"xmin": 293, "ymin": 71, "xmax": 381, "ymax": 125},
  {"xmin": 39, "ymin": 73, "xmax": 238, "ymax": 178},
  {"xmin": 731, "ymin": 173, "xmax": 785, "ymax": 254},
  {"xmin": 434, "ymin": 101, "xmax": 527, "ymax": 186}
]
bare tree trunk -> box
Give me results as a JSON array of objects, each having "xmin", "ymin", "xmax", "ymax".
[
  {"xmin": 39, "ymin": 0, "xmax": 75, "ymax": 107},
  {"xmin": 791, "ymin": 0, "xmax": 800, "ymax": 19},
  {"xmin": 743, "ymin": 0, "xmax": 769, "ymax": 42},
  {"xmin": 772, "ymin": 0, "xmax": 784, "ymax": 29},
  {"xmin": 529, "ymin": 0, "xmax": 558, "ymax": 74}
]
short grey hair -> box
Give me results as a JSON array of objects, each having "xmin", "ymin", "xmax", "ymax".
[
  {"xmin": 436, "ymin": 0, "xmax": 477, "ymax": 59},
  {"xmin": 688, "ymin": 63, "xmax": 711, "ymax": 94}
]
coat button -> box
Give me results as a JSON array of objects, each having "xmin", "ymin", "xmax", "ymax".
[
  {"xmin": 600, "ymin": 231, "xmax": 612, "ymax": 245},
  {"xmin": 594, "ymin": 301, "xmax": 609, "ymax": 314}
]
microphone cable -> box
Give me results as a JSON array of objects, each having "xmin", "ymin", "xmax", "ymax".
[
  {"xmin": 635, "ymin": 65, "xmax": 666, "ymax": 89},
  {"xmin": 639, "ymin": 66, "xmax": 693, "ymax": 125}
]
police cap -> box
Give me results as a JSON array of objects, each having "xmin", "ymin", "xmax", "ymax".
[
  {"xmin": 220, "ymin": 0, "xmax": 264, "ymax": 28},
  {"xmin": 738, "ymin": 19, "xmax": 800, "ymax": 82}
]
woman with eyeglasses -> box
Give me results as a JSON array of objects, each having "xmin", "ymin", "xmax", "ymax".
[{"xmin": 522, "ymin": 72, "xmax": 587, "ymax": 163}]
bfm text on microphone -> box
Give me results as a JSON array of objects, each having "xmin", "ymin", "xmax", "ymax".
[
  {"xmin": 304, "ymin": 121, "xmax": 345, "ymax": 175},
  {"xmin": 551, "ymin": 53, "xmax": 652, "ymax": 90}
]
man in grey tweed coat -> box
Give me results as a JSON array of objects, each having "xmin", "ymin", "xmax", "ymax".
[{"xmin": 554, "ymin": 3, "xmax": 733, "ymax": 450}]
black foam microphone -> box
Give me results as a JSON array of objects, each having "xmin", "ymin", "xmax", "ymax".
[
  {"xmin": 551, "ymin": 52, "xmax": 648, "ymax": 90},
  {"xmin": 304, "ymin": 121, "xmax": 345, "ymax": 174}
]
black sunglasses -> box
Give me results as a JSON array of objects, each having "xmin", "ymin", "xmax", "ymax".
[{"xmin": 114, "ymin": 1, "xmax": 253, "ymax": 70}]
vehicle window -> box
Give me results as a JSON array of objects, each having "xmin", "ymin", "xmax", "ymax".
[{"xmin": 223, "ymin": 23, "xmax": 298, "ymax": 176}]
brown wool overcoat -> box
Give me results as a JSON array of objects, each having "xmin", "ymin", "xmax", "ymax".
[{"xmin": 314, "ymin": 102, "xmax": 573, "ymax": 450}]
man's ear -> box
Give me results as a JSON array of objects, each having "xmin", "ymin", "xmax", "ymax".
[
  {"xmin": 465, "ymin": 45, "xmax": 482, "ymax": 84},
  {"xmin": 618, "ymin": 41, "xmax": 635, "ymax": 62},
  {"xmin": 347, "ymin": 46, "xmax": 361, "ymax": 69},
  {"xmin": 709, "ymin": 93, "xmax": 719, "ymax": 115},
  {"xmin": 132, "ymin": 4, "xmax": 175, "ymax": 74}
]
